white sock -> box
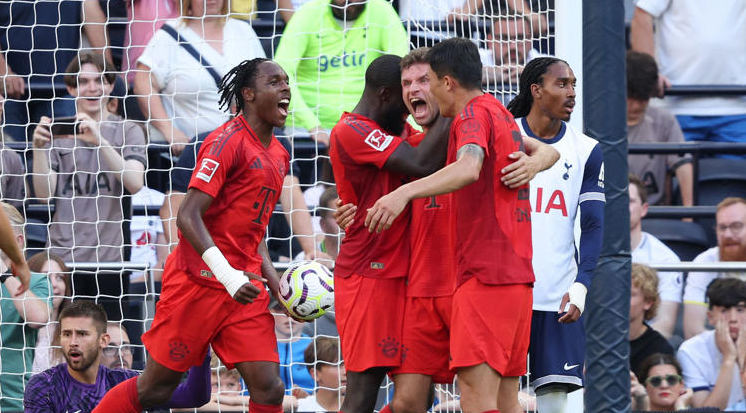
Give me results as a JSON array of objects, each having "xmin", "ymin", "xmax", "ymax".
[{"xmin": 536, "ymin": 389, "xmax": 567, "ymax": 413}]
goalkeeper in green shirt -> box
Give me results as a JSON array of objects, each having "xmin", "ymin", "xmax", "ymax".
[{"xmin": 275, "ymin": 0, "xmax": 409, "ymax": 145}]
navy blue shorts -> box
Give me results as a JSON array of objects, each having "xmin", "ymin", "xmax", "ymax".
[{"xmin": 528, "ymin": 310, "xmax": 584, "ymax": 390}]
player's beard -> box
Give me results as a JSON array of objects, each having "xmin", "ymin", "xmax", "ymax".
[
  {"xmin": 65, "ymin": 348, "xmax": 98, "ymax": 372},
  {"xmin": 381, "ymin": 107, "xmax": 406, "ymax": 137},
  {"xmin": 720, "ymin": 243, "xmax": 746, "ymax": 262}
]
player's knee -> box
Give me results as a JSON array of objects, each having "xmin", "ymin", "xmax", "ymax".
[
  {"xmin": 251, "ymin": 376, "xmax": 285, "ymax": 405},
  {"xmin": 391, "ymin": 393, "xmax": 429, "ymax": 413}
]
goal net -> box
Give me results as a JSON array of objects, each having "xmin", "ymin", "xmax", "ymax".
[{"xmin": 0, "ymin": 0, "xmax": 562, "ymax": 411}]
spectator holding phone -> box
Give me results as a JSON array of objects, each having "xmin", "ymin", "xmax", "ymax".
[{"xmin": 31, "ymin": 51, "xmax": 146, "ymax": 320}]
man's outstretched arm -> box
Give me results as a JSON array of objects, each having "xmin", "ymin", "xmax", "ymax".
[{"xmin": 366, "ymin": 143, "xmax": 485, "ymax": 233}]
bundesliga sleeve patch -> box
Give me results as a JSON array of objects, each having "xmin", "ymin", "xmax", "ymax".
[
  {"xmin": 196, "ymin": 158, "xmax": 220, "ymax": 183},
  {"xmin": 365, "ymin": 129, "xmax": 394, "ymax": 152}
]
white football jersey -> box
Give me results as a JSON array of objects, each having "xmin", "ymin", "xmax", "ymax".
[{"xmin": 516, "ymin": 118, "xmax": 605, "ymax": 311}]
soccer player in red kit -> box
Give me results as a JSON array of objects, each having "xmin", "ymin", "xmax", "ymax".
[
  {"xmin": 367, "ymin": 38, "xmax": 536, "ymax": 413},
  {"xmin": 92, "ymin": 58, "xmax": 291, "ymax": 413},
  {"xmin": 329, "ymin": 54, "xmax": 453, "ymax": 413}
]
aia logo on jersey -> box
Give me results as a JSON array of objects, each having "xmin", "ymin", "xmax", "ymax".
[
  {"xmin": 535, "ymin": 187, "xmax": 568, "ymax": 216},
  {"xmin": 196, "ymin": 158, "xmax": 220, "ymax": 183},
  {"xmin": 365, "ymin": 130, "xmax": 394, "ymax": 152}
]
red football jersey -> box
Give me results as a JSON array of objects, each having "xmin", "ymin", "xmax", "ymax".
[
  {"xmin": 330, "ymin": 112, "xmax": 411, "ymax": 279},
  {"xmin": 447, "ymin": 94, "xmax": 534, "ymax": 287},
  {"xmin": 407, "ymin": 132, "xmax": 456, "ymax": 297},
  {"xmin": 174, "ymin": 116, "xmax": 289, "ymax": 288}
]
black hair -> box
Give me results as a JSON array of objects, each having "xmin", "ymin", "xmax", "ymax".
[
  {"xmin": 365, "ymin": 55, "xmax": 403, "ymax": 92},
  {"xmin": 59, "ymin": 300, "xmax": 108, "ymax": 335},
  {"xmin": 427, "ymin": 37, "xmax": 482, "ymax": 90},
  {"xmin": 626, "ymin": 51, "xmax": 658, "ymax": 100},
  {"xmin": 218, "ymin": 58, "xmax": 271, "ymax": 114},
  {"xmin": 707, "ymin": 277, "xmax": 746, "ymax": 309},
  {"xmin": 636, "ymin": 353, "xmax": 682, "ymax": 385},
  {"xmin": 506, "ymin": 57, "xmax": 567, "ymax": 118}
]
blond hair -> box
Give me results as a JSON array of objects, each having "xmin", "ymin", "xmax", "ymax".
[{"xmin": 632, "ymin": 263, "xmax": 660, "ymax": 321}]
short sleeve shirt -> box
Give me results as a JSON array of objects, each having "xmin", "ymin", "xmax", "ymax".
[
  {"xmin": 174, "ymin": 116, "xmax": 289, "ymax": 288},
  {"xmin": 628, "ymin": 106, "xmax": 690, "ymax": 205},
  {"xmin": 138, "ymin": 18, "xmax": 266, "ymax": 138},
  {"xmin": 447, "ymin": 94, "xmax": 534, "ymax": 286},
  {"xmin": 683, "ymin": 247, "xmax": 746, "ymax": 305},
  {"xmin": 330, "ymin": 112, "xmax": 410, "ymax": 279},
  {"xmin": 1, "ymin": 272, "xmax": 51, "ymax": 411},
  {"xmin": 47, "ymin": 114, "xmax": 148, "ymax": 263},
  {"xmin": 24, "ymin": 364, "xmax": 138, "ymax": 413},
  {"xmin": 632, "ymin": 232, "xmax": 684, "ymax": 303},
  {"xmin": 407, "ymin": 132, "xmax": 455, "ymax": 297},
  {"xmin": 0, "ymin": 144, "xmax": 26, "ymax": 210}
]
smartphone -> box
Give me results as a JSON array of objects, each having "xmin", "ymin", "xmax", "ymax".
[{"xmin": 50, "ymin": 117, "xmax": 78, "ymax": 136}]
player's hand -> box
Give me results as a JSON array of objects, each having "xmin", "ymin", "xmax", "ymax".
[
  {"xmin": 365, "ymin": 189, "xmax": 409, "ymax": 233},
  {"xmin": 715, "ymin": 315, "xmax": 737, "ymax": 361},
  {"xmin": 501, "ymin": 151, "xmax": 539, "ymax": 188},
  {"xmin": 334, "ymin": 199, "xmax": 356, "ymax": 231},
  {"xmin": 32, "ymin": 116, "xmax": 53, "ymax": 149},
  {"xmin": 558, "ymin": 292, "xmax": 581, "ymax": 323},
  {"xmin": 11, "ymin": 260, "xmax": 31, "ymax": 296},
  {"xmin": 232, "ymin": 272, "xmax": 267, "ymax": 304}
]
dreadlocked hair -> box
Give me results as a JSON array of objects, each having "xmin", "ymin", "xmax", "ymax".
[
  {"xmin": 506, "ymin": 57, "xmax": 567, "ymax": 119},
  {"xmin": 218, "ymin": 58, "xmax": 270, "ymax": 114}
]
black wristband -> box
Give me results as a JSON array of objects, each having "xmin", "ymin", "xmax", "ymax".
[{"xmin": 0, "ymin": 272, "xmax": 10, "ymax": 284}]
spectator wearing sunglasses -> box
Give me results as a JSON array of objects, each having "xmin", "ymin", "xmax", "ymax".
[
  {"xmin": 634, "ymin": 353, "xmax": 692, "ymax": 411},
  {"xmin": 677, "ymin": 277, "xmax": 746, "ymax": 410}
]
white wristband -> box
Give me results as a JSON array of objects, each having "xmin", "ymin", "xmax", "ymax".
[
  {"xmin": 567, "ymin": 282, "xmax": 588, "ymax": 315},
  {"xmin": 202, "ymin": 246, "xmax": 247, "ymax": 297}
]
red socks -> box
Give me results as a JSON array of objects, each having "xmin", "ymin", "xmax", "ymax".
[
  {"xmin": 249, "ymin": 399, "xmax": 283, "ymax": 413},
  {"xmin": 91, "ymin": 376, "xmax": 143, "ymax": 413}
]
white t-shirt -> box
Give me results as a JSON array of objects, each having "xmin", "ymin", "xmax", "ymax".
[
  {"xmin": 296, "ymin": 395, "xmax": 327, "ymax": 412},
  {"xmin": 678, "ymin": 330, "xmax": 746, "ymax": 411},
  {"xmin": 138, "ymin": 18, "xmax": 266, "ymax": 138},
  {"xmin": 516, "ymin": 118, "xmax": 605, "ymax": 311},
  {"xmin": 636, "ymin": 0, "xmax": 746, "ymax": 116},
  {"xmin": 398, "ymin": 0, "xmax": 464, "ymax": 20},
  {"xmin": 130, "ymin": 187, "xmax": 166, "ymax": 281},
  {"xmin": 683, "ymin": 247, "xmax": 746, "ymax": 305},
  {"xmin": 632, "ymin": 231, "xmax": 683, "ymax": 303}
]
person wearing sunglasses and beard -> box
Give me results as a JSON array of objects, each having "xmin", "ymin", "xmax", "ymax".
[{"xmin": 633, "ymin": 353, "xmax": 692, "ymax": 411}]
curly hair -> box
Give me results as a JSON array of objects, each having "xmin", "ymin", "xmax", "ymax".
[{"xmin": 632, "ymin": 263, "xmax": 660, "ymax": 321}]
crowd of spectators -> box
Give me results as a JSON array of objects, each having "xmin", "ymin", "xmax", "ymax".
[{"xmin": 0, "ymin": 0, "xmax": 744, "ymax": 412}]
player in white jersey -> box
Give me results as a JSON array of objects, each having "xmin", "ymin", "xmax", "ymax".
[{"xmin": 506, "ymin": 57, "xmax": 605, "ymax": 413}]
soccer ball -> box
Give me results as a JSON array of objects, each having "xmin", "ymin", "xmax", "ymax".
[{"xmin": 278, "ymin": 261, "xmax": 334, "ymax": 321}]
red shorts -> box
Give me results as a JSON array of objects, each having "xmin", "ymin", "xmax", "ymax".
[
  {"xmin": 142, "ymin": 255, "xmax": 277, "ymax": 371},
  {"xmin": 450, "ymin": 278, "xmax": 532, "ymax": 376},
  {"xmin": 334, "ymin": 274, "xmax": 406, "ymax": 372},
  {"xmin": 391, "ymin": 296, "xmax": 454, "ymax": 383}
]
